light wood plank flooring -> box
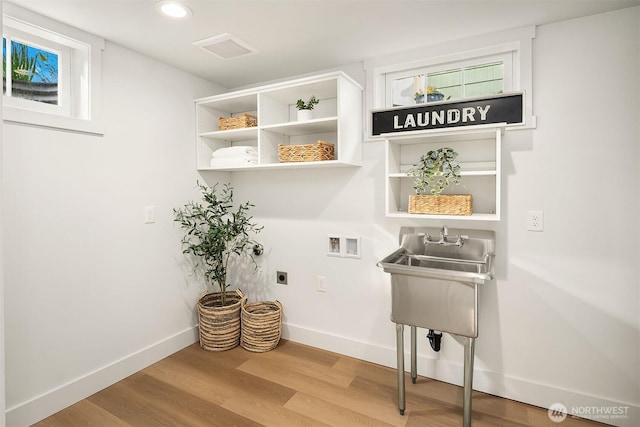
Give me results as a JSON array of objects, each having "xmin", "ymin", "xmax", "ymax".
[{"xmin": 35, "ymin": 340, "xmax": 603, "ymax": 427}]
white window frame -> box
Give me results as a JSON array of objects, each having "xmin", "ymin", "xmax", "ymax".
[
  {"xmin": 2, "ymin": 3, "xmax": 105, "ymax": 135},
  {"xmin": 364, "ymin": 26, "xmax": 536, "ymax": 139}
]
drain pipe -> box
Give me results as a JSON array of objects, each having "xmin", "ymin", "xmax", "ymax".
[{"xmin": 427, "ymin": 330, "xmax": 442, "ymax": 352}]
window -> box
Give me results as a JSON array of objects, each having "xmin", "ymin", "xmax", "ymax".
[
  {"xmin": 386, "ymin": 53, "xmax": 512, "ymax": 107},
  {"xmin": 3, "ymin": 27, "xmax": 66, "ymax": 115},
  {"xmin": 2, "ymin": 3, "xmax": 105, "ymax": 134}
]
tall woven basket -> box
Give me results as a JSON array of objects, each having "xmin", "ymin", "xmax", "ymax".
[
  {"xmin": 241, "ymin": 300, "xmax": 283, "ymax": 352},
  {"xmin": 408, "ymin": 194, "xmax": 473, "ymax": 215},
  {"xmin": 197, "ymin": 288, "xmax": 245, "ymax": 352}
]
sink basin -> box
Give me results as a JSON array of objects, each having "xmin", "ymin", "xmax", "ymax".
[{"xmin": 378, "ymin": 227, "xmax": 495, "ymax": 285}]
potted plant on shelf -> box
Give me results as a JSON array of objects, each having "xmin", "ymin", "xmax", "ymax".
[
  {"xmin": 406, "ymin": 147, "xmax": 472, "ymax": 215},
  {"xmin": 174, "ymin": 182, "xmax": 263, "ymax": 351},
  {"xmin": 295, "ymin": 95, "xmax": 319, "ymax": 121},
  {"xmin": 426, "ymin": 86, "xmax": 445, "ymax": 103}
]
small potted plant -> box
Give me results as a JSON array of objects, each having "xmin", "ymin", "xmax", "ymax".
[
  {"xmin": 295, "ymin": 95, "xmax": 319, "ymax": 121},
  {"xmin": 174, "ymin": 182, "xmax": 263, "ymax": 351},
  {"xmin": 406, "ymin": 147, "xmax": 472, "ymax": 215},
  {"xmin": 426, "ymin": 87, "xmax": 445, "ymax": 103}
]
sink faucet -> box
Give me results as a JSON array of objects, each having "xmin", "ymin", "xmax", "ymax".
[
  {"xmin": 440, "ymin": 225, "xmax": 449, "ymax": 241},
  {"xmin": 424, "ymin": 225, "xmax": 465, "ymax": 247}
]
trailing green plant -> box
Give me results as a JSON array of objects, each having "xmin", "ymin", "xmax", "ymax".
[
  {"xmin": 296, "ymin": 95, "xmax": 319, "ymax": 110},
  {"xmin": 174, "ymin": 182, "xmax": 263, "ymax": 306},
  {"xmin": 407, "ymin": 147, "xmax": 461, "ymax": 196}
]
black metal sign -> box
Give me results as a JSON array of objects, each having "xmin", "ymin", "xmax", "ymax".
[{"xmin": 371, "ymin": 93, "xmax": 524, "ymax": 136}]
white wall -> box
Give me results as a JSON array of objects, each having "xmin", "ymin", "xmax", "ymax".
[
  {"xmin": 2, "ymin": 6, "xmax": 638, "ymax": 427},
  {"xmin": 229, "ymin": 7, "xmax": 639, "ymax": 427},
  {"xmin": 2, "ymin": 42, "xmax": 224, "ymax": 425}
]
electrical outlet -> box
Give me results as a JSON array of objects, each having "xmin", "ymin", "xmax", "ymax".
[
  {"xmin": 144, "ymin": 205, "xmax": 156, "ymax": 224},
  {"xmin": 276, "ymin": 271, "xmax": 288, "ymax": 285},
  {"xmin": 527, "ymin": 210, "xmax": 544, "ymax": 232},
  {"xmin": 317, "ymin": 276, "xmax": 327, "ymax": 292}
]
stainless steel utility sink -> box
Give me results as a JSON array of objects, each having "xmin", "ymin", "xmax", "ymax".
[{"xmin": 378, "ymin": 226, "xmax": 496, "ymax": 427}]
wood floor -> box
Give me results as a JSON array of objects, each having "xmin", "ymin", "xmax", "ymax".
[{"xmin": 35, "ymin": 340, "xmax": 603, "ymax": 427}]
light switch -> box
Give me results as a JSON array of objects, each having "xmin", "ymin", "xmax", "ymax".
[{"xmin": 144, "ymin": 205, "xmax": 156, "ymax": 224}]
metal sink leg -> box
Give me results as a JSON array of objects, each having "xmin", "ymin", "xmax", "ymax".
[
  {"xmin": 396, "ymin": 324, "xmax": 418, "ymax": 416},
  {"xmin": 463, "ymin": 337, "xmax": 476, "ymax": 427},
  {"xmin": 395, "ymin": 323, "xmax": 405, "ymax": 415},
  {"xmin": 411, "ymin": 326, "xmax": 417, "ymax": 384}
]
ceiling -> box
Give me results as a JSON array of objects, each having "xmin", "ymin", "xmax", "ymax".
[{"xmin": 6, "ymin": 0, "xmax": 640, "ymax": 89}]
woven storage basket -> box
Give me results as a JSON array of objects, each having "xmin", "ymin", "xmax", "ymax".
[
  {"xmin": 218, "ymin": 113, "xmax": 257, "ymax": 131},
  {"xmin": 408, "ymin": 194, "xmax": 473, "ymax": 215},
  {"xmin": 278, "ymin": 140, "xmax": 335, "ymax": 162},
  {"xmin": 241, "ymin": 300, "xmax": 283, "ymax": 352},
  {"xmin": 197, "ymin": 288, "xmax": 245, "ymax": 352}
]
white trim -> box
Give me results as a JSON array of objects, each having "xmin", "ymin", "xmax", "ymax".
[
  {"xmin": 5, "ymin": 326, "xmax": 199, "ymax": 426},
  {"xmin": 283, "ymin": 323, "xmax": 638, "ymax": 427}
]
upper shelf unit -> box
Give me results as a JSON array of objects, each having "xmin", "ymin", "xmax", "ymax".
[
  {"xmin": 385, "ymin": 125, "xmax": 503, "ymax": 221},
  {"xmin": 195, "ymin": 72, "xmax": 363, "ymax": 171}
]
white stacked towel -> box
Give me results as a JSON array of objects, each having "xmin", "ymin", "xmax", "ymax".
[{"xmin": 210, "ymin": 146, "xmax": 258, "ymax": 167}]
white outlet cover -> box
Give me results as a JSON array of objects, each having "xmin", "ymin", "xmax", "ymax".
[{"xmin": 527, "ymin": 210, "xmax": 544, "ymax": 231}]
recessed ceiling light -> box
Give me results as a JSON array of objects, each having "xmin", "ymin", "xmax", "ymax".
[{"xmin": 155, "ymin": 1, "xmax": 192, "ymax": 19}]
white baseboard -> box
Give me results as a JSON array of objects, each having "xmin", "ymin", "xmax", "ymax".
[
  {"xmin": 282, "ymin": 323, "xmax": 639, "ymax": 427},
  {"xmin": 6, "ymin": 326, "xmax": 199, "ymax": 427}
]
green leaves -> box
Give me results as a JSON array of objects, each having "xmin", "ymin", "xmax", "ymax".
[
  {"xmin": 174, "ymin": 182, "xmax": 262, "ymax": 305},
  {"xmin": 296, "ymin": 95, "xmax": 319, "ymax": 110},
  {"xmin": 407, "ymin": 147, "xmax": 462, "ymax": 196}
]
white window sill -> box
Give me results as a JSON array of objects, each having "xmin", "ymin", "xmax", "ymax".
[{"xmin": 3, "ymin": 106, "xmax": 104, "ymax": 135}]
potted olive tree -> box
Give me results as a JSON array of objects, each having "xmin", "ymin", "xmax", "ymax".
[
  {"xmin": 174, "ymin": 182, "xmax": 263, "ymax": 351},
  {"xmin": 406, "ymin": 147, "xmax": 472, "ymax": 215}
]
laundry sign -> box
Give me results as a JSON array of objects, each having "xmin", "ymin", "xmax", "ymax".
[{"xmin": 371, "ymin": 92, "xmax": 524, "ymax": 136}]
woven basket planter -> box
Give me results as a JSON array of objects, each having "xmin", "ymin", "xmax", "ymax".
[
  {"xmin": 278, "ymin": 140, "xmax": 335, "ymax": 162},
  {"xmin": 241, "ymin": 300, "xmax": 283, "ymax": 352},
  {"xmin": 218, "ymin": 113, "xmax": 257, "ymax": 131},
  {"xmin": 197, "ymin": 288, "xmax": 246, "ymax": 352},
  {"xmin": 408, "ymin": 194, "xmax": 473, "ymax": 215}
]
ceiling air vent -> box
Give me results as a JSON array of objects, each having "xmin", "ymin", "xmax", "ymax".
[{"xmin": 193, "ymin": 33, "xmax": 259, "ymax": 60}]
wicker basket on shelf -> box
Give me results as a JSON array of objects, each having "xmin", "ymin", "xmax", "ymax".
[
  {"xmin": 278, "ymin": 140, "xmax": 335, "ymax": 162},
  {"xmin": 241, "ymin": 300, "xmax": 283, "ymax": 352},
  {"xmin": 197, "ymin": 289, "xmax": 246, "ymax": 351},
  {"xmin": 218, "ymin": 113, "xmax": 257, "ymax": 131},
  {"xmin": 408, "ymin": 194, "xmax": 472, "ymax": 215}
]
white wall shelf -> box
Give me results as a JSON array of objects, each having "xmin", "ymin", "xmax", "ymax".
[
  {"xmin": 385, "ymin": 125, "xmax": 503, "ymax": 221},
  {"xmin": 195, "ymin": 72, "xmax": 363, "ymax": 171}
]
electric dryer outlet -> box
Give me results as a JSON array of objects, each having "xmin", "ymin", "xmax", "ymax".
[{"xmin": 276, "ymin": 271, "xmax": 288, "ymax": 285}]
